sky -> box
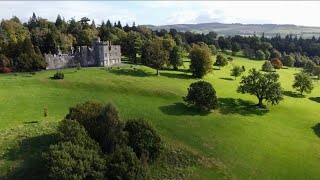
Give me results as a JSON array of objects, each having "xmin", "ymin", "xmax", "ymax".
[{"xmin": 0, "ymin": 1, "xmax": 320, "ymax": 27}]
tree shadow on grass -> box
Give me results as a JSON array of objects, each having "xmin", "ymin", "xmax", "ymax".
[
  {"xmin": 312, "ymin": 123, "xmax": 320, "ymax": 138},
  {"xmin": 160, "ymin": 72, "xmax": 194, "ymax": 80},
  {"xmin": 1, "ymin": 134, "xmax": 57, "ymax": 180},
  {"xmin": 283, "ymin": 91, "xmax": 305, "ymax": 98},
  {"xmin": 219, "ymin": 77, "xmax": 234, "ymax": 81},
  {"xmin": 309, "ymin": 97, "xmax": 320, "ymax": 103},
  {"xmin": 159, "ymin": 103, "xmax": 210, "ymax": 116},
  {"xmin": 23, "ymin": 121, "xmax": 39, "ymax": 124},
  {"xmin": 218, "ymin": 98, "xmax": 269, "ymax": 116},
  {"xmin": 108, "ymin": 68, "xmax": 153, "ymax": 77}
]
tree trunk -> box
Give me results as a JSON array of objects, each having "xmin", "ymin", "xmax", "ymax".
[
  {"xmin": 258, "ymin": 98, "xmax": 263, "ymax": 107},
  {"xmin": 156, "ymin": 69, "xmax": 160, "ymax": 76}
]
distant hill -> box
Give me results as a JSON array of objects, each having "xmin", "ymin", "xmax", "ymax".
[{"xmin": 145, "ymin": 22, "xmax": 320, "ymax": 38}]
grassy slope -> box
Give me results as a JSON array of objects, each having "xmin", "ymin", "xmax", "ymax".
[{"xmin": 1, "ymin": 55, "xmax": 320, "ymax": 179}]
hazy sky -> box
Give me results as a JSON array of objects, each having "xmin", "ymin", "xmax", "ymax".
[{"xmin": 0, "ymin": 1, "xmax": 319, "ymax": 26}]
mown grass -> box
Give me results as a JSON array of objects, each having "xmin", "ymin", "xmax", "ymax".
[{"xmin": 1, "ymin": 54, "xmax": 320, "ymax": 179}]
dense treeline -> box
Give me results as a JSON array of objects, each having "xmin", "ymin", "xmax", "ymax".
[{"xmin": 2, "ymin": 13, "xmax": 320, "ymax": 73}]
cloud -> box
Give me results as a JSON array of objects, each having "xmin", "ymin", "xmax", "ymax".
[{"xmin": 0, "ymin": 1, "xmax": 136, "ymax": 25}]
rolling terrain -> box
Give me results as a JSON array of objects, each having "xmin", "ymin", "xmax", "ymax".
[
  {"xmin": 1, "ymin": 54, "xmax": 320, "ymax": 179},
  {"xmin": 146, "ymin": 22, "xmax": 320, "ymax": 38}
]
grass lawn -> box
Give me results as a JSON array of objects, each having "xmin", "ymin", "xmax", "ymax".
[{"xmin": 1, "ymin": 54, "xmax": 320, "ymax": 179}]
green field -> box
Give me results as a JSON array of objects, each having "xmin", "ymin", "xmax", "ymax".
[{"xmin": 1, "ymin": 54, "xmax": 320, "ymax": 179}]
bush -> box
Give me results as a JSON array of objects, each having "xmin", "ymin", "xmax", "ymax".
[
  {"xmin": 47, "ymin": 142, "xmax": 106, "ymax": 180},
  {"xmin": 0, "ymin": 54, "xmax": 10, "ymax": 69},
  {"xmin": 53, "ymin": 71, "xmax": 64, "ymax": 79},
  {"xmin": 65, "ymin": 101, "xmax": 127, "ymax": 153},
  {"xmin": 1, "ymin": 67, "xmax": 12, "ymax": 73},
  {"xmin": 183, "ymin": 81, "xmax": 219, "ymax": 111},
  {"xmin": 264, "ymin": 51, "xmax": 271, "ymax": 60},
  {"xmin": 262, "ymin": 61, "xmax": 274, "ymax": 72},
  {"xmin": 227, "ymin": 57, "xmax": 233, "ymax": 61},
  {"xmin": 270, "ymin": 58, "xmax": 283, "ymax": 69},
  {"xmin": 105, "ymin": 146, "xmax": 149, "ymax": 180},
  {"xmin": 270, "ymin": 49, "xmax": 281, "ymax": 59},
  {"xmin": 125, "ymin": 118, "xmax": 162, "ymax": 162}
]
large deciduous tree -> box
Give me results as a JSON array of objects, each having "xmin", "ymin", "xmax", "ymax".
[
  {"xmin": 121, "ymin": 31, "xmax": 143, "ymax": 64},
  {"xmin": 230, "ymin": 65, "xmax": 243, "ymax": 80},
  {"xmin": 169, "ymin": 45, "xmax": 184, "ymax": 70},
  {"xmin": 237, "ymin": 68, "xmax": 283, "ymax": 108},
  {"xmin": 189, "ymin": 44, "xmax": 212, "ymax": 78},
  {"xmin": 184, "ymin": 81, "xmax": 219, "ymax": 111},
  {"xmin": 292, "ymin": 72, "xmax": 314, "ymax": 95},
  {"xmin": 144, "ymin": 38, "xmax": 169, "ymax": 76}
]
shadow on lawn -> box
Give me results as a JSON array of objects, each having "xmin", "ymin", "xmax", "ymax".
[
  {"xmin": 312, "ymin": 123, "xmax": 320, "ymax": 138},
  {"xmin": 219, "ymin": 77, "xmax": 234, "ymax": 81},
  {"xmin": 1, "ymin": 134, "xmax": 57, "ymax": 180},
  {"xmin": 309, "ymin": 97, "xmax": 320, "ymax": 103},
  {"xmin": 160, "ymin": 72, "xmax": 194, "ymax": 80},
  {"xmin": 283, "ymin": 91, "xmax": 305, "ymax": 98},
  {"xmin": 23, "ymin": 121, "xmax": 39, "ymax": 124},
  {"xmin": 159, "ymin": 103, "xmax": 210, "ymax": 116},
  {"xmin": 218, "ymin": 98, "xmax": 269, "ymax": 116},
  {"xmin": 108, "ymin": 68, "xmax": 153, "ymax": 77}
]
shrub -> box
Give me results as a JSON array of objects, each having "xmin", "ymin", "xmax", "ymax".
[
  {"xmin": 1, "ymin": 67, "xmax": 12, "ymax": 73},
  {"xmin": 0, "ymin": 54, "xmax": 10, "ymax": 69},
  {"xmin": 242, "ymin": 66, "xmax": 246, "ymax": 72},
  {"xmin": 270, "ymin": 49, "xmax": 281, "ymax": 59},
  {"xmin": 105, "ymin": 146, "xmax": 149, "ymax": 180},
  {"xmin": 65, "ymin": 101, "xmax": 127, "ymax": 153},
  {"xmin": 125, "ymin": 118, "xmax": 162, "ymax": 162},
  {"xmin": 53, "ymin": 71, "xmax": 64, "ymax": 79},
  {"xmin": 183, "ymin": 81, "xmax": 219, "ymax": 111},
  {"xmin": 30, "ymin": 72, "xmax": 36, "ymax": 75},
  {"xmin": 270, "ymin": 58, "xmax": 283, "ymax": 69},
  {"xmin": 76, "ymin": 62, "xmax": 81, "ymax": 70},
  {"xmin": 264, "ymin": 51, "xmax": 271, "ymax": 60},
  {"xmin": 262, "ymin": 61, "xmax": 274, "ymax": 72}
]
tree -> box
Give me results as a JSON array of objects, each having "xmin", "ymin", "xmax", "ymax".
[
  {"xmin": 144, "ymin": 38, "xmax": 169, "ymax": 76},
  {"xmin": 313, "ymin": 66, "xmax": 320, "ymax": 79},
  {"xmin": 231, "ymin": 42, "xmax": 241, "ymax": 56},
  {"xmin": 0, "ymin": 54, "xmax": 10, "ymax": 69},
  {"xmin": 121, "ymin": 31, "xmax": 143, "ymax": 64},
  {"xmin": 209, "ymin": 45, "xmax": 217, "ymax": 55},
  {"xmin": 264, "ymin": 51, "xmax": 271, "ymax": 60},
  {"xmin": 292, "ymin": 72, "xmax": 314, "ymax": 95},
  {"xmin": 189, "ymin": 44, "xmax": 212, "ymax": 78},
  {"xmin": 270, "ymin": 49, "xmax": 281, "ymax": 59},
  {"xmin": 262, "ymin": 61, "xmax": 274, "ymax": 72},
  {"xmin": 230, "ymin": 65, "xmax": 243, "ymax": 80},
  {"xmin": 105, "ymin": 146, "xmax": 149, "ymax": 180},
  {"xmin": 282, "ymin": 55, "xmax": 295, "ymax": 67},
  {"xmin": 270, "ymin": 58, "xmax": 283, "ymax": 69},
  {"xmin": 237, "ymin": 68, "xmax": 283, "ymax": 108},
  {"xmin": 183, "ymin": 81, "xmax": 219, "ymax": 111},
  {"xmin": 214, "ymin": 55, "xmax": 228, "ymax": 70},
  {"xmin": 65, "ymin": 101, "xmax": 127, "ymax": 153},
  {"xmin": 46, "ymin": 120, "xmax": 105, "ymax": 180},
  {"xmin": 304, "ymin": 60, "xmax": 316, "ymax": 75},
  {"xmin": 124, "ymin": 118, "xmax": 162, "ymax": 162},
  {"xmin": 169, "ymin": 45, "xmax": 183, "ymax": 70},
  {"xmin": 255, "ymin": 50, "xmax": 265, "ymax": 60}
]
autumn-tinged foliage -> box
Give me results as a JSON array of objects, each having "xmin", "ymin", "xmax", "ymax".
[
  {"xmin": 189, "ymin": 44, "xmax": 212, "ymax": 78},
  {"xmin": 270, "ymin": 58, "xmax": 283, "ymax": 69}
]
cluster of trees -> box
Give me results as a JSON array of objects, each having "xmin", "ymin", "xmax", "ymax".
[{"xmin": 46, "ymin": 101, "xmax": 163, "ymax": 179}]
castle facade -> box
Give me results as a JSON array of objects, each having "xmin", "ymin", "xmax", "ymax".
[{"xmin": 45, "ymin": 37, "xmax": 121, "ymax": 70}]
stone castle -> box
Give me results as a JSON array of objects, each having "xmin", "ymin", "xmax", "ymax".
[{"xmin": 45, "ymin": 37, "xmax": 121, "ymax": 70}]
